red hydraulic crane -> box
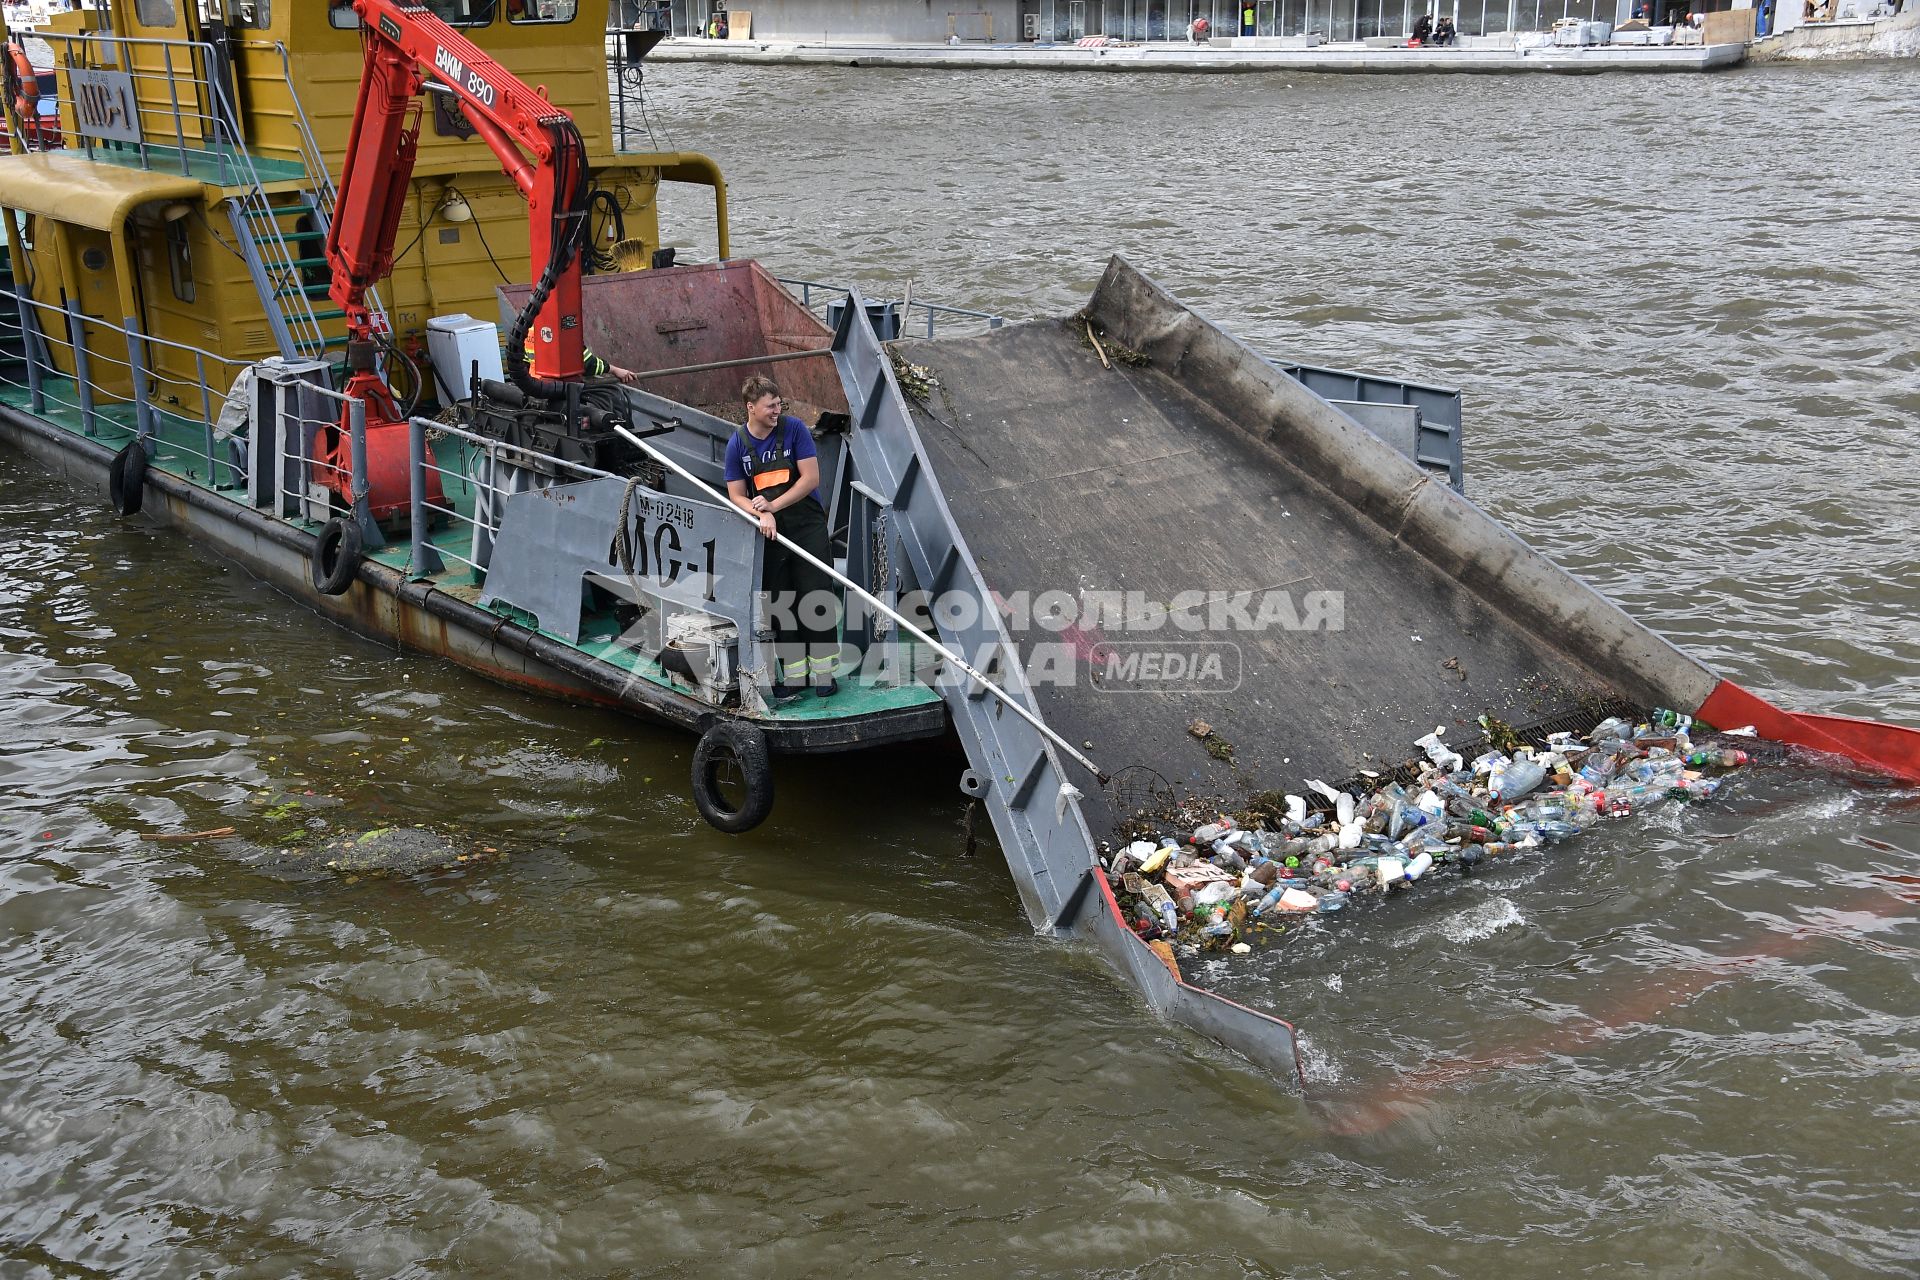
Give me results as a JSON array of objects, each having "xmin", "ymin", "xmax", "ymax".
[{"xmin": 319, "ymin": 0, "xmax": 602, "ymax": 519}]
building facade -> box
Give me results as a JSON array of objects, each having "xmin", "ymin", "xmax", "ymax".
[{"xmin": 647, "ymin": 0, "xmax": 1680, "ymax": 42}]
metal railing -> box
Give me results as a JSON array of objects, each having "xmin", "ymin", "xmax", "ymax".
[
  {"xmin": 254, "ymin": 373, "xmax": 382, "ymax": 551},
  {"xmin": 35, "ymin": 30, "xmax": 233, "ymax": 177},
  {"xmin": 250, "ymin": 39, "xmax": 388, "ymax": 330},
  {"xmin": 0, "ymin": 274, "xmax": 684, "ymax": 607},
  {"xmin": 402, "ymin": 417, "xmax": 629, "ymax": 583},
  {"xmin": 33, "ymin": 31, "xmax": 339, "ymax": 360},
  {"xmin": 904, "ymin": 297, "xmax": 1007, "ymax": 340},
  {"xmin": 0, "ymin": 281, "xmax": 264, "ymax": 487},
  {"xmin": 208, "ymin": 54, "xmax": 339, "ymax": 363},
  {"xmin": 777, "ymin": 275, "xmax": 1006, "ymax": 340},
  {"xmin": 0, "ymin": 278, "xmax": 397, "ymax": 546}
]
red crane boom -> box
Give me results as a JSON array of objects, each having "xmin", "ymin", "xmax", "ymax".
[
  {"xmin": 315, "ymin": 0, "xmax": 600, "ymax": 526},
  {"xmin": 326, "ymin": 0, "xmax": 590, "ymax": 388}
]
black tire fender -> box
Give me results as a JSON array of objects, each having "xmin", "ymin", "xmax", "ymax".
[
  {"xmin": 108, "ymin": 441, "xmax": 148, "ymax": 517},
  {"xmin": 690, "ymin": 720, "xmax": 775, "ymax": 834},
  {"xmin": 311, "ymin": 516, "xmax": 364, "ymax": 596}
]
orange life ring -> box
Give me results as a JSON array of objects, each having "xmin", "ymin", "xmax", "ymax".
[{"xmin": 8, "ymin": 45, "xmax": 37, "ymax": 127}]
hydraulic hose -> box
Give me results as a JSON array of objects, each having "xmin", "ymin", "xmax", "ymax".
[{"xmin": 504, "ymin": 120, "xmax": 592, "ymax": 405}]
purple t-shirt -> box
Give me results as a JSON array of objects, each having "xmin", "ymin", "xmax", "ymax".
[{"xmin": 723, "ymin": 415, "xmax": 822, "ymax": 507}]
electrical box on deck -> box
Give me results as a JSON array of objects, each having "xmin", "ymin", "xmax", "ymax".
[{"xmin": 425, "ymin": 313, "xmax": 504, "ymax": 404}]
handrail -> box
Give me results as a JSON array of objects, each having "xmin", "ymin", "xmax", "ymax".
[
  {"xmin": 903, "ymin": 297, "xmax": 1006, "ymax": 339},
  {"xmin": 36, "ymin": 30, "xmax": 227, "ymax": 176},
  {"xmin": 425, "ymin": 418, "xmax": 624, "ymax": 487},
  {"xmin": 257, "ymin": 40, "xmax": 387, "ymax": 334},
  {"xmin": 1, "ymin": 281, "xmax": 251, "ymax": 370},
  {"xmin": 200, "ymin": 65, "xmax": 335, "ymax": 358},
  {"xmin": 0, "ymin": 277, "xmax": 314, "ymax": 492},
  {"xmin": 32, "ymin": 29, "xmax": 336, "ymax": 358},
  {"xmin": 775, "ymin": 275, "xmax": 1007, "ymax": 339}
]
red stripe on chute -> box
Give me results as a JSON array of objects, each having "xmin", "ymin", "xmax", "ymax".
[{"xmin": 1698, "ymin": 679, "xmax": 1920, "ymax": 785}]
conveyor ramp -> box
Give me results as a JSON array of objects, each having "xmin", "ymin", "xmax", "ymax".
[
  {"xmin": 828, "ymin": 259, "xmax": 1723, "ymax": 1084},
  {"xmin": 900, "ymin": 318, "xmax": 1616, "ymax": 837}
]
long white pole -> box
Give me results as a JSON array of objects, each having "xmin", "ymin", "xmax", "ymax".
[{"xmin": 612, "ymin": 424, "xmax": 1107, "ymax": 783}]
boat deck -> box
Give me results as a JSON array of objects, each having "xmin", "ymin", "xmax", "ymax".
[
  {"xmin": 0, "ymin": 371, "xmax": 942, "ymax": 728},
  {"xmin": 75, "ymin": 137, "xmax": 309, "ymax": 187}
]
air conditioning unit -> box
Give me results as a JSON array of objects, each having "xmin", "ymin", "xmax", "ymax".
[{"xmin": 1024, "ymin": 13, "xmax": 1039, "ymax": 37}]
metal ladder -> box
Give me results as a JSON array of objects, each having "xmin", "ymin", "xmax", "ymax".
[
  {"xmin": 219, "ymin": 47, "xmax": 385, "ymax": 362},
  {"xmin": 226, "ymin": 190, "xmax": 341, "ymax": 360}
]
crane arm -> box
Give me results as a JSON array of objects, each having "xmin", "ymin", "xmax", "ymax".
[{"xmin": 326, "ymin": 0, "xmax": 590, "ymax": 385}]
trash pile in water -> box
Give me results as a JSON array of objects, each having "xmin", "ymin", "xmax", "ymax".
[{"xmin": 1108, "ymin": 710, "xmax": 1750, "ymax": 956}]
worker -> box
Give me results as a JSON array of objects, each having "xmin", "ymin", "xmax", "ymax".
[
  {"xmin": 724, "ymin": 376, "xmax": 840, "ymax": 699},
  {"xmin": 1433, "ymin": 14, "xmax": 1457, "ymax": 42},
  {"xmin": 1186, "ymin": 15, "xmax": 1211, "ymax": 41},
  {"xmin": 521, "ymin": 342, "xmax": 640, "ymax": 386},
  {"xmin": 1411, "ymin": 11, "xmax": 1434, "ymax": 41}
]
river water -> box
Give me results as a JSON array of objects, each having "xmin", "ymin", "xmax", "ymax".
[{"xmin": 3, "ymin": 59, "xmax": 1918, "ymax": 1277}]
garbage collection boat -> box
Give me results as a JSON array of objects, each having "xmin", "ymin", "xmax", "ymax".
[{"xmin": 1, "ymin": 0, "xmax": 1915, "ymax": 1091}]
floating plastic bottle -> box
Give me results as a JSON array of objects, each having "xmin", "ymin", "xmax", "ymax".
[
  {"xmin": 1686, "ymin": 748, "xmax": 1750, "ymax": 769},
  {"xmin": 1672, "ymin": 774, "xmax": 1723, "ymax": 801},
  {"xmin": 1113, "ymin": 706, "xmax": 1751, "ymax": 961},
  {"xmin": 1489, "ymin": 753, "xmax": 1546, "ymax": 802},
  {"xmin": 1579, "ymin": 751, "xmax": 1620, "ymax": 786},
  {"xmin": 1434, "ymin": 778, "xmax": 1477, "ymax": 818},
  {"xmin": 1471, "ymin": 749, "xmax": 1510, "ymax": 778},
  {"xmin": 1589, "ymin": 716, "xmax": 1633, "ymax": 748}
]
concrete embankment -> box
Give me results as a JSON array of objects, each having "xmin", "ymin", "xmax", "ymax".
[
  {"xmin": 1750, "ymin": 9, "xmax": 1919, "ymax": 60},
  {"xmin": 648, "ymin": 36, "xmax": 1746, "ymax": 75}
]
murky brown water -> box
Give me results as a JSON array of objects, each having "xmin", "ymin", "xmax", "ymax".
[{"xmin": 5, "ymin": 60, "xmax": 1919, "ymax": 1276}]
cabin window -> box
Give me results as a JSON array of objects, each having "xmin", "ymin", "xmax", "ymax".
[
  {"xmin": 424, "ymin": 0, "xmax": 498, "ymax": 24},
  {"xmin": 197, "ymin": 0, "xmax": 269, "ymax": 24},
  {"xmin": 331, "ymin": 0, "xmax": 495, "ymax": 25},
  {"xmin": 166, "ymin": 219, "xmax": 195, "ymax": 303},
  {"xmin": 135, "ymin": 0, "xmax": 179, "ymax": 25},
  {"xmin": 510, "ymin": 0, "xmax": 579, "ymax": 21}
]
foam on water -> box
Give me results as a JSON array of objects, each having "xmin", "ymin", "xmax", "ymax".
[{"xmin": 1436, "ymin": 896, "xmax": 1529, "ymax": 945}]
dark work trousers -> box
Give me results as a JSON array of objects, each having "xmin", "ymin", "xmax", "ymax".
[{"xmin": 763, "ymin": 498, "xmax": 840, "ymax": 686}]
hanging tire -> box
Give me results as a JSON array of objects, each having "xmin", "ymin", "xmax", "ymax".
[
  {"xmin": 690, "ymin": 721, "xmax": 775, "ymax": 834},
  {"xmin": 108, "ymin": 441, "xmax": 147, "ymax": 517},
  {"xmin": 311, "ymin": 516, "xmax": 363, "ymax": 596}
]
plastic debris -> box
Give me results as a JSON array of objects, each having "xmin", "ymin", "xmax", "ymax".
[{"xmin": 1108, "ymin": 709, "xmax": 1752, "ymax": 955}]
